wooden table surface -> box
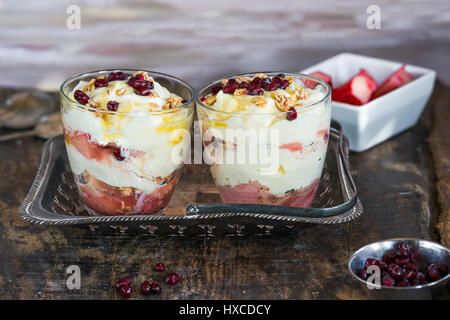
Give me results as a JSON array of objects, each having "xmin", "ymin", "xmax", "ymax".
[{"xmin": 0, "ymin": 83, "xmax": 449, "ymax": 300}]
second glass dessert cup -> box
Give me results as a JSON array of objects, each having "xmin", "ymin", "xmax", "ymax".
[
  {"xmin": 196, "ymin": 72, "xmax": 331, "ymax": 208},
  {"xmin": 60, "ymin": 70, "xmax": 194, "ymax": 216}
]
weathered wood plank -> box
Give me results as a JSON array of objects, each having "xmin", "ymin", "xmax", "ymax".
[{"xmin": 0, "ymin": 84, "xmax": 447, "ymax": 300}]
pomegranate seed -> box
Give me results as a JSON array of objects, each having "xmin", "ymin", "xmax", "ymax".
[
  {"xmin": 116, "ymin": 278, "xmax": 130, "ymax": 289},
  {"xmin": 115, "ymin": 72, "xmax": 125, "ymax": 80},
  {"xmin": 382, "ymin": 252, "xmax": 395, "ymax": 264},
  {"xmin": 251, "ymin": 77, "xmax": 262, "ymax": 87},
  {"xmin": 437, "ymin": 263, "xmax": 448, "ymax": 275},
  {"xmin": 379, "ymin": 262, "xmax": 388, "ymax": 271},
  {"xmin": 397, "ymin": 278, "xmax": 410, "ymax": 287},
  {"xmin": 223, "ymin": 82, "xmax": 238, "ymax": 94},
  {"xmin": 211, "ymin": 85, "xmax": 223, "ymax": 95},
  {"xmin": 200, "ymin": 97, "xmax": 206, "ymax": 102},
  {"xmin": 150, "ymin": 282, "xmax": 161, "ymax": 294},
  {"xmin": 227, "ymin": 79, "xmax": 237, "ymax": 86},
  {"xmin": 268, "ymin": 81, "xmax": 279, "ymax": 91},
  {"xmin": 134, "ymin": 79, "xmax": 154, "ymax": 90},
  {"xmin": 128, "ymin": 77, "xmax": 136, "ymax": 87},
  {"xmin": 181, "ymin": 99, "xmax": 187, "ymax": 104},
  {"xmin": 107, "ymin": 71, "xmax": 126, "ymax": 82},
  {"xmin": 286, "ymin": 107, "xmax": 297, "ymax": 121},
  {"xmin": 135, "ymin": 88, "xmax": 151, "ymax": 96},
  {"xmin": 135, "ymin": 74, "xmax": 145, "ymax": 80},
  {"xmin": 280, "ymin": 80, "xmax": 290, "ymax": 90},
  {"xmin": 364, "ymin": 258, "xmax": 381, "ymax": 268},
  {"xmin": 404, "ymin": 263, "xmax": 418, "ymax": 271},
  {"xmin": 155, "ymin": 263, "xmax": 165, "ymax": 272},
  {"xmin": 381, "ymin": 275, "xmax": 395, "ymax": 287},
  {"xmin": 107, "ymin": 101, "xmax": 119, "ymax": 111},
  {"xmin": 165, "ymin": 272, "xmax": 179, "ymax": 285},
  {"xmin": 272, "ymin": 76, "xmax": 282, "ymax": 85},
  {"xmin": 239, "ymin": 82, "xmax": 250, "ymax": 90},
  {"xmin": 247, "ymin": 85, "xmax": 263, "ymax": 96},
  {"xmin": 404, "ymin": 270, "xmax": 416, "ymax": 281},
  {"xmin": 395, "ymin": 242, "xmax": 412, "ymax": 252},
  {"xmin": 141, "ymin": 281, "xmax": 152, "ymax": 295},
  {"xmin": 262, "ymin": 78, "xmax": 272, "ymax": 91},
  {"xmin": 117, "ymin": 285, "xmax": 133, "ymax": 298},
  {"xmin": 427, "ymin": 264, "xmax": 441, "ymax": 281},
  {"xmin": 359, "ymin": 269, "xmax": 368, "ymax": 280},
  {"xmin": 389, "ymin": 265, "xmax": 403, "ymax": 279},
  {"xmin": 74, "ymin": 90, "xmax": 89, "ymax": 105},
  {"xmin": 113, "ymin": 148, "xmax": 125, "ymax": 161},
  {"xmin": 395, "ymin": 257, "xmax": 410, "ymax": 266},
  {"xmin": 276, "ymin": 73, "xmax": 285, "ymax": 78},
  {"xmin": 416, "ymin": 271, "xmax": 426, "ymax": 283},
  {"xmin": 94, "ymin": 78, "xmax": 108, "ymax": 88}
]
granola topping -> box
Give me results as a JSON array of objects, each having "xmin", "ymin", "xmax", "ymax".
[
  {"xmin": 204, "ymin": 73, "xmax": 323, "ymax": 117},
  {"xmin": 70, "ymin": 71, "xmax": 183, "ymax": 113}
]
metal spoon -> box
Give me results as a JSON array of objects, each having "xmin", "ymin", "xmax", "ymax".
[
  {"xmin": 0, "ymin": 91, "xmax": 55, "ymax": 129},
  {"xmin": 0, "ymin": 112, "xmax": 62, "ymax": 141}
]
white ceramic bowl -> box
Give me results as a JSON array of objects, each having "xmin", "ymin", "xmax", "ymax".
[{"xmin": 302, "ymin": 53, "xmax": 436, "ymax": 152}]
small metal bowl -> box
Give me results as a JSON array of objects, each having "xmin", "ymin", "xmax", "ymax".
[{"xmin": 348, "ymin": 238, "xmax": 449, "ymax": 300}]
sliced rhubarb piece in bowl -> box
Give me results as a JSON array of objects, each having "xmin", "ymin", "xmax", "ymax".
[
  {"xmin": 371, "ymin": 65, "xmax": 414, "ymax": 100},
  {"xmin": 332, "ymin": 69, "xmax": 378, "ymax": 106},
  {"xmin": 303, "ymin": 71, "xmax": 333, "ymax": 89}
]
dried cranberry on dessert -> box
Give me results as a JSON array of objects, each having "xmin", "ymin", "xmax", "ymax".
[
  {"xmin": 74, "ymin": 90, "xmax": 89, "ymax": 105},
  {"xmin": 94, "ymin": 78, "xmax": 108, "ymax": 88},
  {"xmin": 107, "ymin": 101, "xmax": 119, "ymax": 111}
]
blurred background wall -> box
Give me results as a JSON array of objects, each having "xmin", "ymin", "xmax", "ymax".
[{"xmin": 0, "ymin": 0, "xmax": 449, "ymax": 90}]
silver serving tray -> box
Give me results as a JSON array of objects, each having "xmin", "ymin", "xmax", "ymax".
[{"xmin": 19, "ymin": 121, "xmax": 363, "ymax": 236}]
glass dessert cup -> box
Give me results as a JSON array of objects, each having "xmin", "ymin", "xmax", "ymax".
[
  {"xmin": 196, "ymin": 72, "xmax": 331, "ymax": 208},
  {"xmin": 60, "ymin": 70, "xmax": 194, "ymax": 216}
]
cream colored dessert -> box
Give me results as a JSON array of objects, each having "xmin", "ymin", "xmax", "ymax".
[
  {"xmin": 61, "ymin": 70, "xmax": 194, "ymax": 215},
  {"xmin": 197, "ymin": 73, "xmax": 331, "ymax": 207}
]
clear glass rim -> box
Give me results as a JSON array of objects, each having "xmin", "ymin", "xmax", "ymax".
[
  {"xmin": 196, "ymin": 71, "xmax": 331, "ymax": 116},
  {"xmin": 60, "ymin": 69, "xmax": 195, "ymax": 115}
]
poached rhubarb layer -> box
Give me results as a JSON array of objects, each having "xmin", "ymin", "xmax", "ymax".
[{"xmin": 217, "ymin": 178, "xmax": 320, "ymax": 207}]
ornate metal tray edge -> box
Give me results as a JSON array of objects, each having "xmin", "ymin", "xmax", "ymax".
[{"xmin": 19, "ymin": 126, "xmax": 363, "ymax": 229}]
